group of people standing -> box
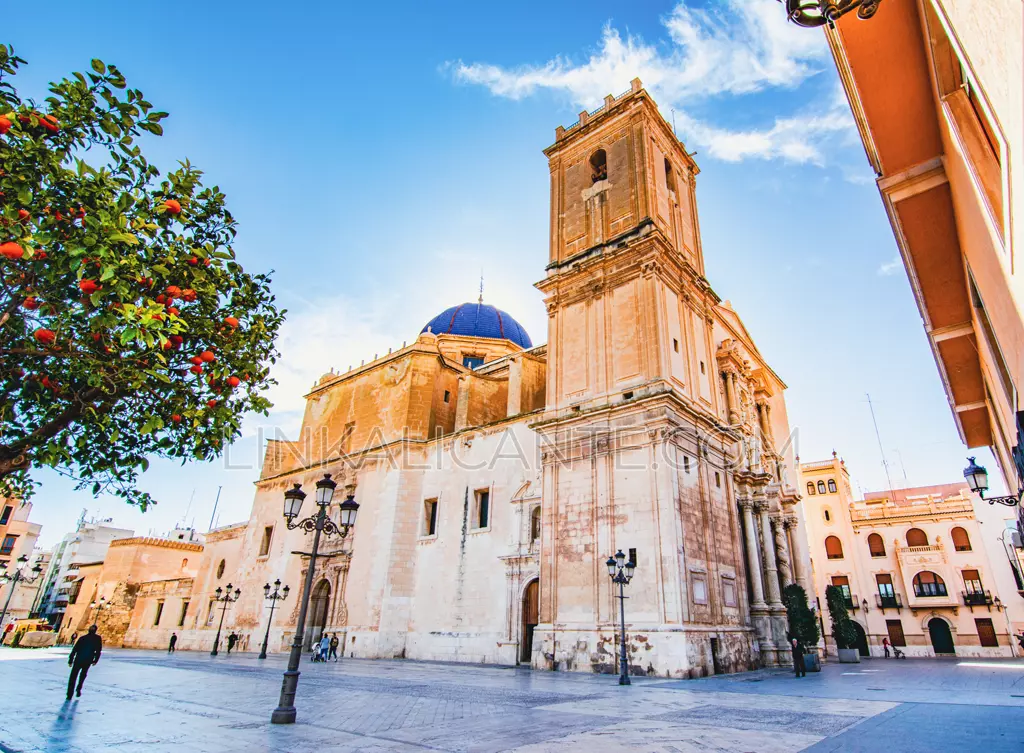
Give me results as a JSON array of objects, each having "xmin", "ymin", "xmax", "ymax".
[{"xmin": 313, "ymin": 632, "xmax": 340, "ymax": 662}]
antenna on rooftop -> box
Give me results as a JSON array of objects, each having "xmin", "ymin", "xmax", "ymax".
[
  {"xmin": 207, "ymin": 486, "xmax": 223, "ymax": 532},
  {"xmin": 866, "ymin": 393, "xmax": 897, "ymax": 499},
  {"xmin": 671, "ymin": 108, "xmax": 678, "ymax": 138},
  {"xmin": 479, "ymin": 271, "xmax": 484, "ymax": 304}
]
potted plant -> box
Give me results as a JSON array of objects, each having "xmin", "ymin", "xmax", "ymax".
[
  {"xmin": 825, "ymin": 585, "xmax": 860, "ymax": 663},
  {"xmin": 782, "ymin": 584, "xmax": 821, "ymax": 672}
]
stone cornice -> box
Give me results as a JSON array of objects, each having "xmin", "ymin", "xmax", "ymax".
[{"xmin": 108, "ymin": 537, "xmax": 203, "ymax": 553}]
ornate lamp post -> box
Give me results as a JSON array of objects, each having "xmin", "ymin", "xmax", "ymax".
[
  {"xmin": 210, "ymin": 584, "xmax": 241, "ymax": 656},
  {"xmin": 605, "ymin": 550, "xmax": 636, "ymax": 686},
  {"xmin": 778, "ymin": 0, "xmax": 882, "ymax": 28},
  {"xmin": 964, "ymin": 457, "xmax": 1021, "ymax": 507},
  {"xmin": 271, "ymin": 474, "xmax": 358, "ymax": 725},
  {"xmin": 0, "ymin": 555, "xmax": 43, "ymax": 631},
  {"xmin": 259, "ymin": 579, "xmax": 290, "ymax": 660}
]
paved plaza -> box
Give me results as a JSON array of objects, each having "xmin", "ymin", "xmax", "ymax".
[{"xmin": 0, "ymin": 648, "xmax": 1022, "ymax": 752}]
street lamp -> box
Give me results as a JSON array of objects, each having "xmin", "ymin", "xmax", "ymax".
[
  {"xmin": 271, "ymin": 474, "xmax": 358, "ymax": 725},
  {"xmin": 210, "ymin": 584, "xmax": 241, "ymax": 656},
  {"xmin": 606, "ymin": 550, "xmax": 636, "ymax": 686},
  {"xmin": 0, "ymin": 555, "xmax": 43, "ymax": 631},
  {"xmin": 89, "ymin": 595, "xmax": 107, "ymax": 624},
  {"xmin": 778, "ymin": 0, "xmax": 882, "ymax": 28},
  {"xmin": 963, "ymin": 457, "xmax": 1021, "ymax": 507},
  {"xmin": 259, "ymin": 579, "xmax": 290, "ymax": 660}
]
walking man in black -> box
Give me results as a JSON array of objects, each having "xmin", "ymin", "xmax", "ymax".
[
  {"xmin": 790, "ymin": 637, "xmax": 806, "ymax": 678},
  {"xmin": 168, "ymin": 632, "xmax": 177, "ymax": 653},
  {"xmin": 67, "ymin": 625, "xmax": 102, "ymax": 700}
]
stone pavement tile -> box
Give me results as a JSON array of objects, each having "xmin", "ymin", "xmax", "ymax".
[
  {"xmin": 651, "ymin": 704, "xmax": 864, "ymax": 737},
  {"xmin": 505, "ymin": 719, "xmax": 823, "ymax": 753},
  {"xmin": 802, "ymin": 701, "xmax": 1024, "ymax": 753},
  {"xmin": 383, "ymin": 708, "xmax": 620, "ymax": 752}
]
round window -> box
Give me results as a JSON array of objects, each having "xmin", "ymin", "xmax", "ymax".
[{"xmin": 216, "ymin": 559, "xmax": 226, "ymax": 579}]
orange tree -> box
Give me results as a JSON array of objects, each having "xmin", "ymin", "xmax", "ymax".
[{"xmin": 0, "ymin": 46, "xmax": 283, "ymax": 508}]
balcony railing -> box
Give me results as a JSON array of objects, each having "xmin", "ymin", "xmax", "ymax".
[
  {"xmin": 913, "ymin": 585, "xmax": 949, "ymax": 598},
  {"xmin": 962, "ymin": 590, "xmax": 993, "ymax": 607},
  {"xmin": 875, "ymin": 593, "xmax": 903, "ymax": 609}
]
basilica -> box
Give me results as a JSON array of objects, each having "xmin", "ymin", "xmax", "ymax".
[{"xmin": 89, "ymin": 79, "xmax": 812, "ymax": 677}]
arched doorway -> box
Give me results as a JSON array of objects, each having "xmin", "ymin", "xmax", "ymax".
[
  {"xmin": 521, "ymin": 580, "xmax": 539, "ymax": 664},
  {"xmin": 305, "ymin": 579, "xmax": 331, "ymax": 650},
  {"xmin": 928, "ymin": 618, "xmax": 955, "ymax": 655},
  {"xmin": 851, "ymin": 621, "xmax": 870, "ymax": 657}
]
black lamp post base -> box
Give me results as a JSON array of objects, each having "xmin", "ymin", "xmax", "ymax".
[
  {"xmin": 619, "ymin": 675, "xmax": 631, "ymax": 685},
  {"xmin": 271, "ymin": 706, "xmax": 297, "ymax": 725}
]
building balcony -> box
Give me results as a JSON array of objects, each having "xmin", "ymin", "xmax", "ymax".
[
  {"xmin": 875, "ymin": 593, "xmax": 903, "ymax": 610},
  {"xmin": 962, "ymin": 590, "xmax": 994, "ymax": 608}
]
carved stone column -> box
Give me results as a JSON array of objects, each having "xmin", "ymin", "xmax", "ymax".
[
  {"xmin": 756, "ymin": 500, "xmax": 783, "ymax": 607},
  {"xmin": 723, "ymin": 369, "xmax": 739, "ymax": 425},
  {"xmin": 772, "ymin": 516, "xmax": 792, "ymax": 588},
  {"xmin": 785, "ymin": 515, "xmax": 810, "ymax": 593},
  {"xmin": 739, "ymin": 498, "xmax": 766, "ymax": 609}
]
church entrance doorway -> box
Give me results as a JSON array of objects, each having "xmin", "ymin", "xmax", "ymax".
[
  {"xmin": 928, "ymin": 618, "xmax": 955, "ymax": 655},
  {"xmin": 305, "ymin": 579, "xmax": 331, "ymax": 650},
  {"xmin": 521, "ymin": 579, "xmax": 539, "ymax": 664},
  {"xmin": 851, "ymin": 621, "xmax": 870, "ymax": 657}
]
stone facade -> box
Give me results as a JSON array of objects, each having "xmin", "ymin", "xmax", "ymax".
[{"xmin": 114, "ymin": 82, "xmax": 811, "ymax": 677}]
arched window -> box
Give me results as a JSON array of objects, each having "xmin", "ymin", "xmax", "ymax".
[
  {"xmin": 951, "ymin": 526, "xmax": 972, "ymax": 551},
  {"xmin": 823, "ymin": 508, "xmax": 832, "ymax": 522},
  {"xmin": 906, "ymin": 528, "xmax": 928, "ymax": 547},
  {"xmin": 913, "ymin": 571, "xmax": 947, "ymax": 597},
  {"xmin": 807, "ymin": 482, "xmax": 816, "ymax": 496},
  {"xmin": 867, "ymin": 533, "xmax": 886, "ymax": 557},
  {"xmin": 530, "ymin": 506, "xmax": 541, "ymax": 544},
  {"xmin": 664, "ymin": 158, "xmax": 676, "ymax": 193},
  {"xmin": 827, "ymin": 479, "xmax": 838, "ymax": 493},
  {"xmin": 817, "ymin": 480, "xmax": 826, "ymax": 494},
  {"xmin": 216, "ymin": 559, "xmax": 226, "ymax": 579},
  {"xmin": 825, "ymin": 535, "xmax": 844, "ymax": 560},
  {"xmin": 590, "ymin": 149, "xmax": 607, "ymax": 183}
]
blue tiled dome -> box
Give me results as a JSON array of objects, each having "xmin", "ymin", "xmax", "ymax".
[{"xmin": 422, "ymin": 303, "xmax": 532, "ymax": 349}]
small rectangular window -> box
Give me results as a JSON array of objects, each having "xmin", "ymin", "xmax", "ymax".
[
  {"xmin": 423, "ymin": 498, "xmax": 438, "ymax": 536},
  {"xmin": 683, "ymin": 456, "xmax": 691, "ymax": 473},
  {"xmin": 530, "ymin": 506, "xmax": 541, "ymax": 543},
  {"xmin": 178, "ymin": 600, "xmax": 190, "ymax": 627},
  {"xmin": 962, "ymin": 569, "xmax": 983, "ymax": 594},
  {"xmin": 672, "ymin": 338, "xmax": 679, "ymax": 353},
  {"xmin": 722, "ymin": 577, "xmax": 736, "ymax": 607},
  {"xmin": 0, "ymin": 535, "xmax": 16, "ymax": 555},
  {"xmin": 714, "ymin": 471, "xmax": 721, "ymax": 488},
  {"xmin": 691, "ymin": 576, "xmax": 707, "ymax": 605},
  {"xmin": 700, "ymin": 361, "xmax": 706, "ymax": 375},
  {"xmin": 463, "ymin": 355, "xmax": 485, "ymax": 369},
  {"xmin": 444, "ymin": 390, "xmax": 451, "ymax": 403},
  {"xmin": 628, "ymin": 547, "xmax": 637, "ymax": 566},
  {"xmin": 259, "ymin": 526, "xmax": 273, "ymax": 557},
  {"xmin": 207, "ymin": 600, "xmax": 217, "ymax": 626},
  {"xmin": 0, "ymin": 506, "xmax": 11, "ymax": 525},
  {"xmin": 154, "ymin": 600, "xmax": 165, "ymax": 626},
  {"xmin": 473, "ymin": 489, "xmax": 490, "ymax": 529}
]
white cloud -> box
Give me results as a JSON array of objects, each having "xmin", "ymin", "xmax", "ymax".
[
  {"xmin": 878, "ymin": 255, "xmax": 903, "ymax": 276},
  {"xmin": 450, "ymin": 0, "xmax": 856, "ymax": 166}
]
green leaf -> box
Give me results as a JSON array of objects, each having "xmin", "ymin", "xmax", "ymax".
[{"xmin": 91, "ymin": 59, "xmax": 106, "ymax": 74}]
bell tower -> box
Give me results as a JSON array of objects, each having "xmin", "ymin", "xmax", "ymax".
[
  {"xmin": 537, "ymin": 78, "xmax": 717, "ymax": 415},
  {"xmin": 530, "ymin": 80, "xmax": 788, "ymax": 676}
]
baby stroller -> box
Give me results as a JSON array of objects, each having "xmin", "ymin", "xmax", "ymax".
[{"xmin": 892, "ymin": 646, "xmax": 906, "ymax": 659}]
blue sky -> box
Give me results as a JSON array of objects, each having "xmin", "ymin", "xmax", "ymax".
[{"xmin": 9, "ymin": 0, "xmax": 998, "ymax": 546}]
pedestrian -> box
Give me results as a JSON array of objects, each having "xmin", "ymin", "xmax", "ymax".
[
  {"xmin": 791, "ymin": 637, "xmax": 806, "ymax": 678},
  {"xmin": 318, "ymin": 633, "xmax": 330, "ymax": 663},
  {"xmin": 168, "ymin": 633, "xmax": 177, "ymax": 653},
  {"xmin": 67, "ymin": 625, "xmax": 102, "ymax": 700},
  {"xmin": 882, "ymin": 636, "xmax": 891, "ymax": 658},
  {"xmin": 329, "ymin": 633, "xmax": 339, "ymax": 662},
  {"xmin": 226, "ymin": 632, "xmax": 237, "ymax": 654}
]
